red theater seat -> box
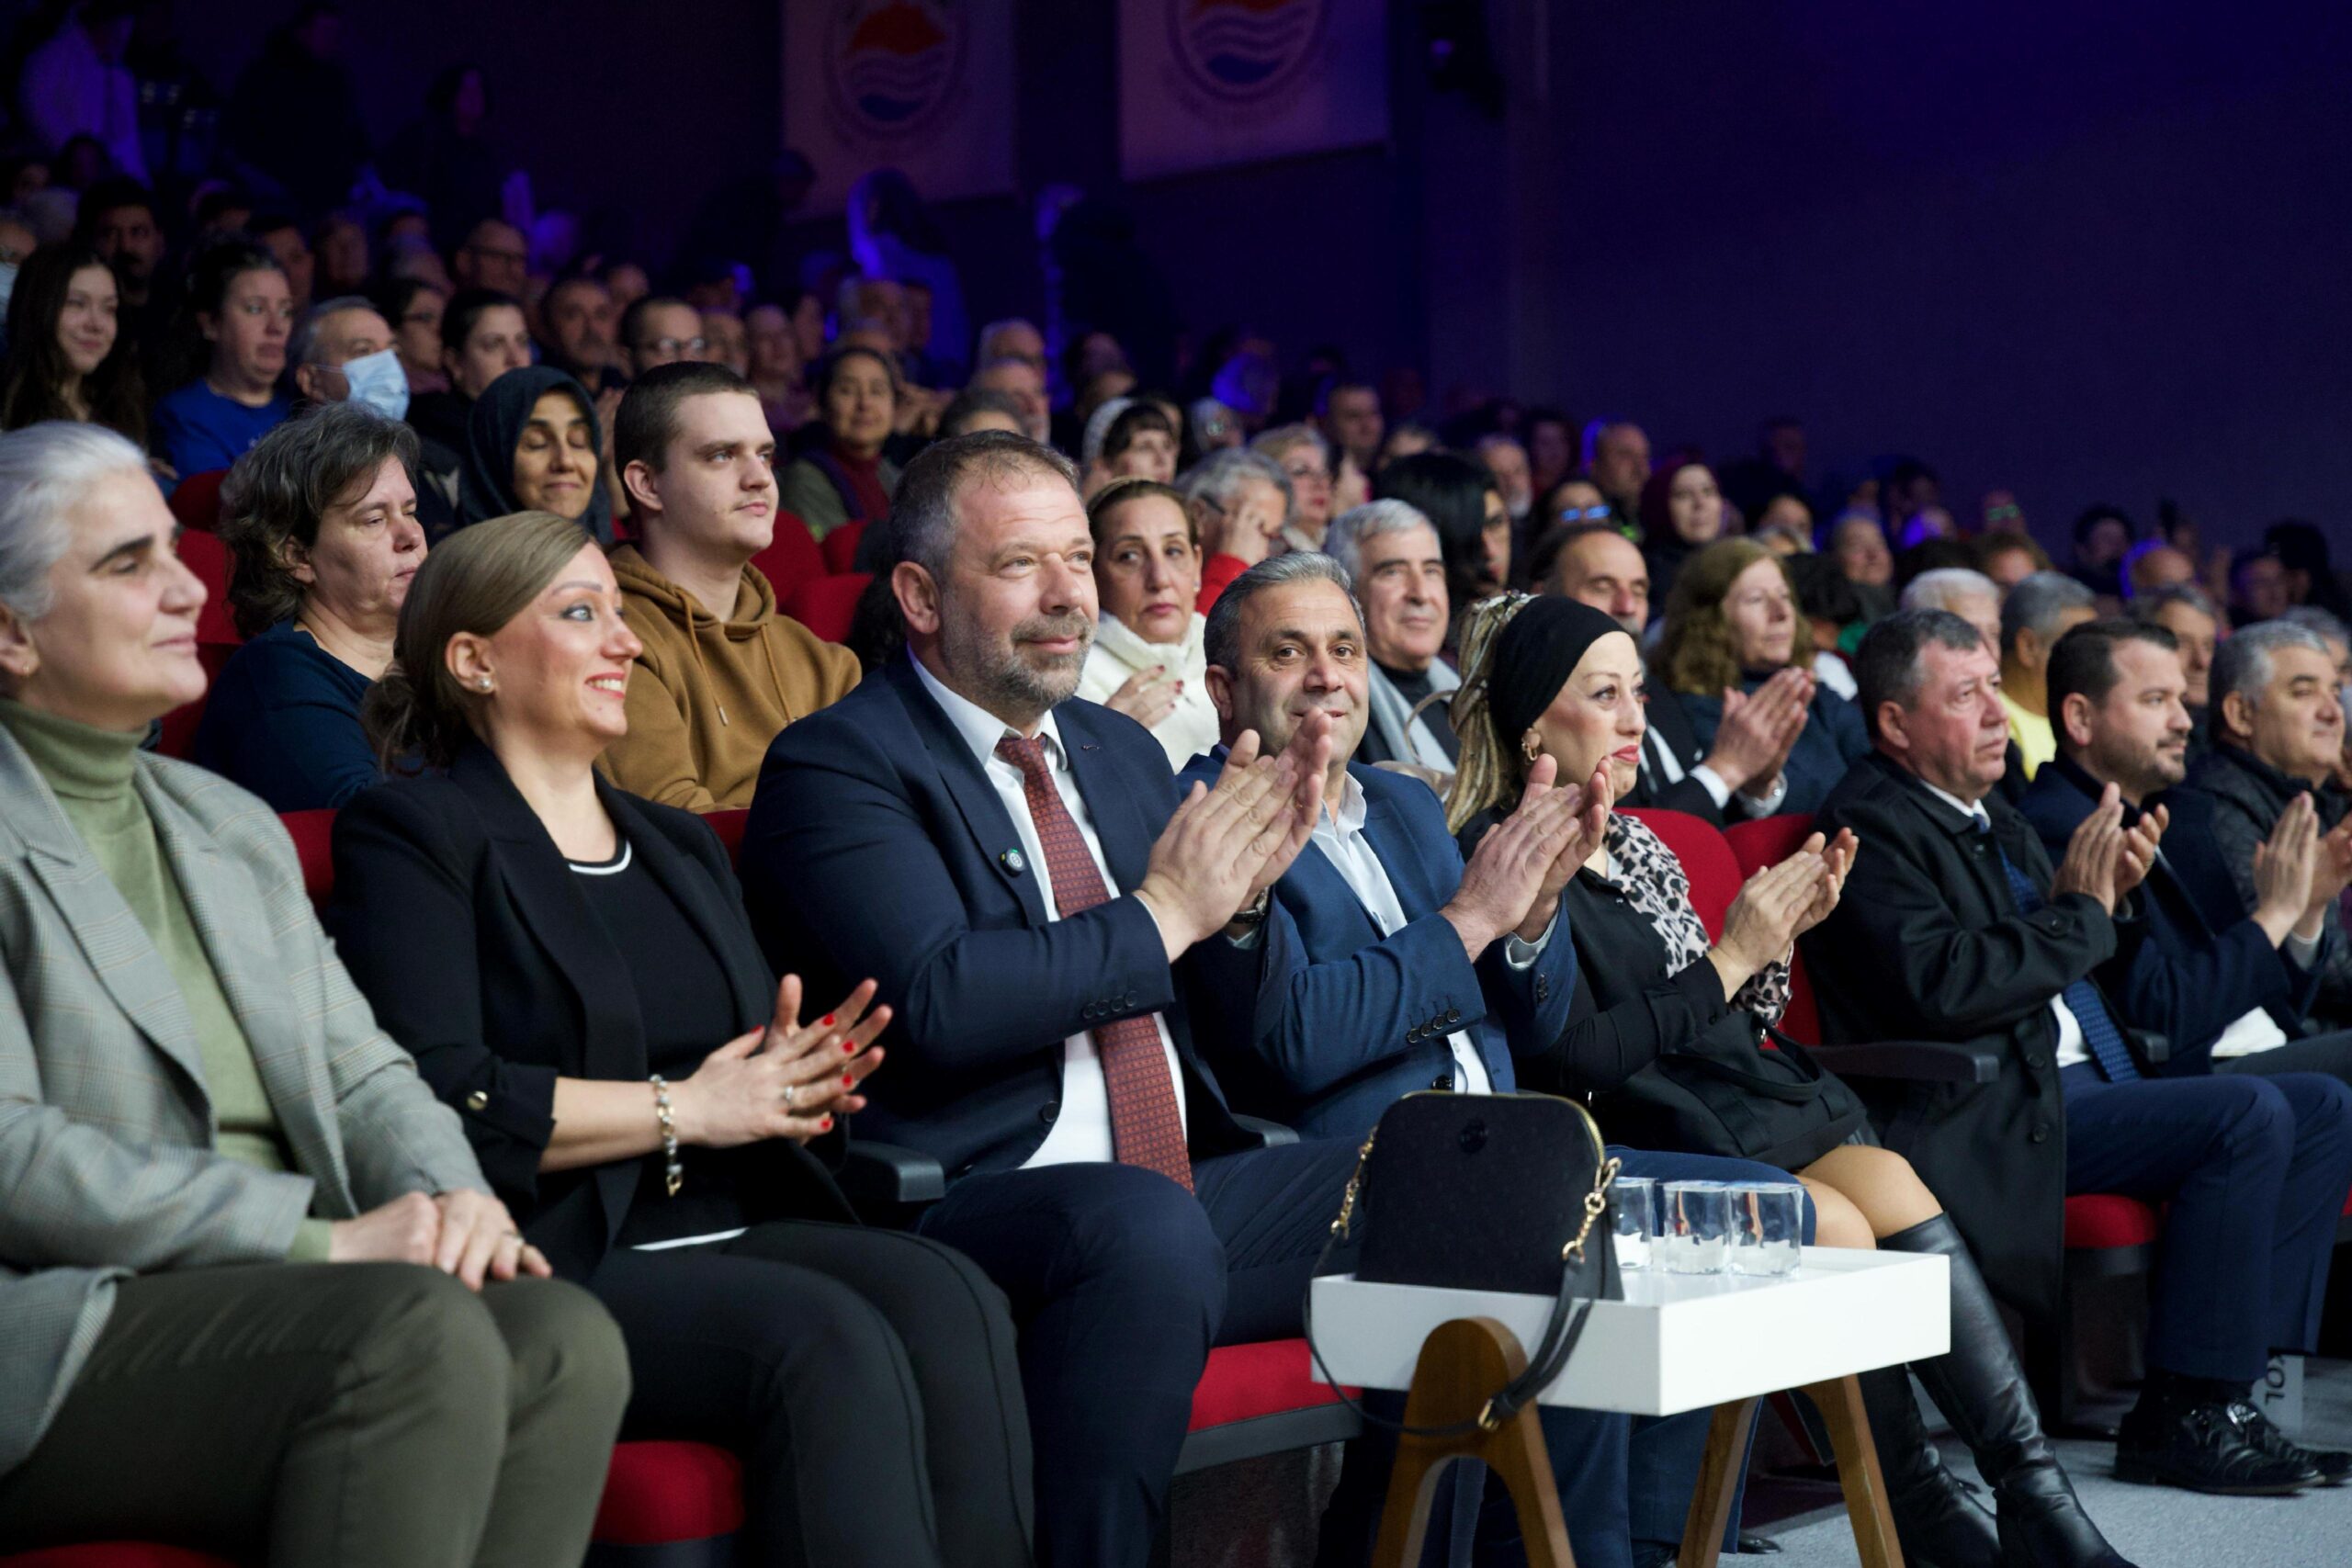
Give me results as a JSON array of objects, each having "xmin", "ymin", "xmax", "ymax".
[
  {"xmin": 2064, "ymin": 1194, "xmax": 2162, "ymax": 1251},
  {"xmin": 749, "ymin": 513, "xmax": 822, "ymax": 600},
  {"xmin": 700, "ymin": 807, "xmax": 748, "ymax": 863},
  {"xmin": 0, "ymin": 1552, "xmax": 238, "ymax": 1568},
  {"xmin": 1178, "ymin": 1337, "xmax": 1361, "ymax": 1474},
  {"xmin": 280, "ymin": 809, "xmax": 338, "ymax": 908},
  {"xmin": 175, "ymin": 529, "xmax": 240, "ymax": 647},
  {"xmin": 1622, "ymin": 807, "xmax": 1740, "ymax": 939},
  {"xmin": 783, "ymin": 571, "xmax": 868, "ymax": 645},
  {"xmin": 167, "ymin": 469, "xmax": 229, "ymax": 533},
  {"xmin": 591, "ymin": 1441, "xmax": 745, "ymax": 1549},
  {"xmin": 820, "ymin": 518, "xmax": 866, "ymax": 576}
]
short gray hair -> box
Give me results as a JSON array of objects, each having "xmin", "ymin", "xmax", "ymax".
[
  {"xmin": 1325, "ymin": 499, "xmax": 1435, "ymax": 583},
  {"xmin": 2211, "ymin": 620, "xmax": 2332, "ymax": 718},
  {"xmin": 1999, "ymin": 570, "xmax": 2096, "ymax": 656},
  {"xmin": 1180, "ymin": 446, "xmax": 1293, "ymax": 528},
  {"xmin": 1851, "ymin": 607, "xmax": 1987, "ymax": 742},
  {"xmin": 1900, "ymin": 567, "xmax": 2000, "ymax": 615},
  {"xmin": 0, "ymin": 423, "xmax": 153, "ymax": 622},
  {"xmin": 1202, "ymin": 551, "xmax": 1359, "ymax": 673},
  {"xmin": 2278, "ymin": 605, "xmax": 2349, "ymax": 650},
  {"xmin": 1250, "ymin": 423, "xmax": 1328, "ymax": 467},
  {"xmin": 288, "ymin": 295, "xmax": 379, "ymax": 367},
  {"xmin": 2132, "ymin": 582, "xmax": 2219, "ymax": 626},
  {"xmin": 892, "ymin": 429, "xmax": 1079, "ymax": 583},
  {"xmin": 975, "ymin": 318, "xmax": 1041, "ymax": 362}
]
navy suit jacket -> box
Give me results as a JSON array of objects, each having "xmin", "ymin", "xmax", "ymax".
[
  {"xmin": 2019, "ymin": 755, "xmax": 2316, "ymax": 1065},
  {"xmin": 1178, "ymin": 756, "xmax": 1577, "ymax": 1140},
  {"xmin": 741, "ymin": 656, "xmax": 1251, "ymax": 1182}
]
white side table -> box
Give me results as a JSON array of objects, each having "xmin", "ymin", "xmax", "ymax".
[{"xmin": 1310, "ymin": 1248, "xmax": 1951, "ymax": 1567}]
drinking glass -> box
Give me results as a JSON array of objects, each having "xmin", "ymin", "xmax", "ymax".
[
  {"xmin": 1611, "ymin": 1176, "xmax": 1657, "ymax": 1271},
  {"xmin": 1660, "ymin": 1180, "xmax": 1733, "ymax": 1275},
  {"xmin": 1727, "ymin": 1182, "xmax": 1805, "ymax": 1277}
]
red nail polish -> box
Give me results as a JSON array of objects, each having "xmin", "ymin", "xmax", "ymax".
[
  {"xmin": 842, "ymin": 1038, "xmax": 857, "ymax": 1053},
  {"xmin": 842, "ymin": 1071, "xmax": 855, "ymax": 1087},
  {"xmin": 821, "ymin": 1115, "xmax": 834, "ymax": 1130},
  {"xmin": 820, "ymin": 1014, "xmax": 836, "ymax": 1027}
]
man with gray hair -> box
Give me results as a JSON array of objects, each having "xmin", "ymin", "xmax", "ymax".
[
  {"xmin": 1179, "ymin": 446, "xmax": 1292, "ymax": 611},
  {"xmin": 2000, "ymin": 570, "xmax": 2098, "ymax": 781},
  {"xmin": 2186, "ymin": 618, "xmax": 2352, "ymax": 1029},
  {"xmin": 967, "ymin": 353, "xmax": 1050, "ymax": 445},
  {"xmin": 288, "ymin": 294, "xmax": 460, "ymax": 536},
  {"xmin": 1810, "ymin": 608, "xmax": 2342, "ymax": 1506},
  {"xmin": 1323, "ymin": 499, "xmax": 1458, "ymax": 770},
  {"xmin": 743, "ymin": 430, "xmax": 1371, "ymax": 1567}
]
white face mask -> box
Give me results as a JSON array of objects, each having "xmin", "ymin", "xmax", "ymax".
[{"xmin": 340, "ymin": 346, "xmax": 410, "ymax": 422}]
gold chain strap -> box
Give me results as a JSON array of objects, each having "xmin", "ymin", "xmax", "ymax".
[{"xmin": 1561, "ymin": 1155, "xmax": 1623, "ymax": 1264}]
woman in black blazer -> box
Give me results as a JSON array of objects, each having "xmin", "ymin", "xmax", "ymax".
[{"xmin": 329, "ymin": 512, "xmax": 1034, "ymax": 1568}]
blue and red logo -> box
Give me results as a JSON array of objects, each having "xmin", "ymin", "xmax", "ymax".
[
  {"xmin": 1167, "ymin": 0, "xmax": 1329, "ymax": 105},
  {"xmin": 825, "ymin": 1, "xmax": 966, "ymax": 142}
]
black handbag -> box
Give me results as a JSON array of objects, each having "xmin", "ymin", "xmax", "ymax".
[
  {"xmin": 1600, "ymin": 1014, "xmax": 1867, "ymax": 1172},
  {"xmin": 1305, "ymin": 1090, "xmax": 1623, "ymax": 1436}
]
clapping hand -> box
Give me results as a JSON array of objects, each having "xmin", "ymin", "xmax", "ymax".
[
  {"xmin": 1709, "ymin": 838, "xmax": 1831, "ymax": 995},
  {"xmin": 2113, "ymin": 803, "xmax": 2166, "ymax": 903},
  {"xmin": 673, "ymin": 976, "xmax": 892, "ymax": 1149},
  {"xmin": 1792, "ymin": 828, "xmax": 1860, "ymax": 938},
  {"xmin": 2052, "ymin": 784, "xmax": 2127, "ymax": 915},
  {"xmin": 1136, "ymin": 716, "xmax": 1329, "ymax": 954},
  {"xmin": 1444, "ymin": 756, "xmax": 1591, "ymax": 958},
  {"xmin": 1521, "ymin": 762, "xmax": 1612, "ymax": 941}
]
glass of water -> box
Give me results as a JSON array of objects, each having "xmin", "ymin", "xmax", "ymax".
[
  {"xmin": 1727, "ymin": 1182, "xmax": 1805, "ymax": 1277},
  {"xmin": 1660, "ymin": 1181, "xmax": 1733, "ymax": 1274},
  {"xmin": 1611, "ymin": 1176, "xmax": 1657, "ymax": 1270}
]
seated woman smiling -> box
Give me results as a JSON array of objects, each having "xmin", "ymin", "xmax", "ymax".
[
  {"xmin": 1076, "ymin": 477, "xmax": 1219, "ymax": 770},
  {"xmin": 331, "ymin": 511, "xmax": 1034, "ymax": 1568},
  {"xmin": 1443, "ymin": 592, "xmax": 2132, "ymax": 1568},
  {"xmin": 458, "ymin": 364, "xmax": 613, "ymax": 542}
]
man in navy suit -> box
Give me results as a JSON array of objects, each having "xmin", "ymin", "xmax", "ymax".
[
  {"xmin": 742, "ymin": 431, "xmax": 1355, "ymax": 1568},
  {"xmin": 1182, "ymin": 553, "xmax": 1825, "ymax": 1567},
  {"xmin": 2020, "ymin": 618, "xmax": 2352, "ymax": 1083}
]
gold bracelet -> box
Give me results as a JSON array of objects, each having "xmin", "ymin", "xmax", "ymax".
[{"xmin": 650, "ymin": 1075, "xmax": 683, "ymax": 1197}]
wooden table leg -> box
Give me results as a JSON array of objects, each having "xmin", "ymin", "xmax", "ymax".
[
  {"xmin": 1675, "ymin": 1396, "xmax": 1761, "ymax": 1568},
  {"xmin": 1797, "ymin": 1372, "xmax": 1905, "ymax": 1568},
  {"xmin": 1369, "ymin": 1316, "xmax": 1577, "ymax": 1568}
]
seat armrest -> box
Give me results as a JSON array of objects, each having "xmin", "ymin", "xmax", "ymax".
[
  {"xmin": 1230, "ymin": 1114, "xmax": 1300, "ymax": 1149},
  {"xmin": 839, "ymin": 1139, "xmax": 946, "ymax": 1205},
  {"xmin": 1806, "ymin": 1040, "xmax": 2004, "ymax": 1085},
  {"xmin": 2132, "ymin": 1030, "xmax": 2171, "ymax": 1066}
]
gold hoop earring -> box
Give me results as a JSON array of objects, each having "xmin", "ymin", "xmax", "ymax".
[{"xmin": 1521, "ymin": 731, "xmax": 1543, "ymax": 763}]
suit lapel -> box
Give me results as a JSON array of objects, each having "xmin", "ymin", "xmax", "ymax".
[
  {"xmin": 0, "ymin": 730, "xmax": 211, "ymax": 1102},
  {"xmin": 140, "ymin": 770, "xmax": 344, "ymax": 1187},
  {"xmin": 1063, "ymin": 705, "xmax": 1153, "ymax": 897},
  {"xmin": 884, "ymin": 659, "xmax": 1047, "ymax": 925}
]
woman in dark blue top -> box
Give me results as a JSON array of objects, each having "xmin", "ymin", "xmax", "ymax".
[
  {"xmin": 1657, "ymin": 537, "xmax": 1870, "ymax": 817},
  {"xmin": 194, "ymin": 402, "xmax": 424, "ymax": 808}
]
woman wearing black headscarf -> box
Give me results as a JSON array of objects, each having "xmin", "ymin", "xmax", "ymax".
[
  {"xmin": 1442, "ymin": 592, "xmax": 2132, "ymax": 1568},
  {"xmin": 458, "ymin": 365, "xmax": 614, "ymax": 543}
]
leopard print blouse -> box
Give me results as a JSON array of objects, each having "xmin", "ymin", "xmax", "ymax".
[{"xmin": 1599, "ymin": 814, "xmax": 1792, "ymax": 1023}]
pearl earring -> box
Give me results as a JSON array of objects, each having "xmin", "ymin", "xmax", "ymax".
[{"xmin": 477, "ymin": 677, "xmax": 493, "ymax": 692}]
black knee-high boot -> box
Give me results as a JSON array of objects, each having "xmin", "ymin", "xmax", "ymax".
[
  {"xmin": 1883, "ymin": 1214, "xmax": 2137, "ymax": 1568},
  {"xmin": 1858, "ymin": 1360, "xmax": 1999, "ymax": 1568}
]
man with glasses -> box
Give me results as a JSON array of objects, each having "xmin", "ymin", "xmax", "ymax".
[
  {"xmin": 452, "ymin": 217, "xmax": 529, "ymax": 298},
  {"xmin": 619, "ymin": 295, "xmax": 711, "ymax": 380}
]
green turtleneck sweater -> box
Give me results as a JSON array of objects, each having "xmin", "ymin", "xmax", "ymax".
[{"xmin": 1, "ymin": 700, "xmax": 331, "ymax": 1261}]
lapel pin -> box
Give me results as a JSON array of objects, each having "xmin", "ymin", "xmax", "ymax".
[{"xmin": 1001, "ymin": 849, "xmax": 1026, "ymax": 874}]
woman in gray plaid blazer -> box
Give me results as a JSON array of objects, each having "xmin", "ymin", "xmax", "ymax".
[{"xmin": 0, "ymin": 423, "xmax": 631, "ymax": 1566}]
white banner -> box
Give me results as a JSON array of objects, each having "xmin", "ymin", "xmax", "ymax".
[
  {"xmin": 1118, "ymin": 0, "xmax": 1389, "ymax": 182},
  {"xmin": 786, "ymin": 0, "xmax": 1016, "ymax": 212}
]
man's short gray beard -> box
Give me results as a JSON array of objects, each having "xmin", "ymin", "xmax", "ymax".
[{"xmin": 941, "ymin": 610, "xmax": 1092, "ymax": 725}]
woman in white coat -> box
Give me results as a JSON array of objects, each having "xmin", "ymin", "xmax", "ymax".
[{"xmin": 1076, "ymin": 478, "xmax": 1221, "ymax": 772}]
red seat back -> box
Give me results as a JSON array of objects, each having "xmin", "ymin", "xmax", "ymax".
[
  {"xmin": 783, "ymin": 572, "xmax": 869, "ymax": 644},
  {"xmin": 820, "ymin": 518, "xmax": 866, "ymax": 576},
  {"xmin": 1186, "ymin": 1337, "xmax": 1352, "ymax": 1431},
  {"xmin": 1621, "ymin": 807, "xmax": 1742, "ymax": 940},
  {"xmin": 1724, "ymin": 814, "xmax": 1818, "ymax": 881},
  {"xmin": 702, "ymin": 808, "xmax": 749, "ymax": 867},
  {"xmin": 749, "ymin": 513, "xmax": 822, "ymax": 600},
  {"xmin": 175, "ymin": 527, "xmax": 240, "ymax": 646},
  {"xmin": 0, "ymin": 1550, "xmax": 240, "ymax": 1568},
  {"xmin": 594, "ymin": 1440, "xmax": 745, "ymax": 1546},
  {"xmin": 168, "ymin": 468, "xmax": 229, "ymax": 532},
  {"xmin": 280, "ymin": 809, "xmax": 338, "ymax": 908}
]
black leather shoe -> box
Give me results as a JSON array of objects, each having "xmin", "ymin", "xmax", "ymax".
[
  {"xmin": 2227, "ymin": 1403, "xmax": 2352, "ymax": 1486},
  {"xmin": 2115, "ymin": 1401, "xmax": 2319, "ymax": 1495}
]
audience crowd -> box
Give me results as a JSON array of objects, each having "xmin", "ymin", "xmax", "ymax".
[{"xmin": 3, "ymin": 12, "xmax": 2352, "ymax": 1566}]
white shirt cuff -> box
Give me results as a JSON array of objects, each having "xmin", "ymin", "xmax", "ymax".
[
  {"xmin": 1688, "ymin": 763, "xmax": 1734, "ymax": 811},
  {"xmin": 1502, "ymin": 908, "xmax": 1557, "ymax": 968},
  {"xmin": 2285, "ymin": 927, "xmax": 2325, "ymax": 967}
]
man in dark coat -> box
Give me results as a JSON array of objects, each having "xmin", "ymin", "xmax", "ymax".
[
  {"xmin": 1805, "ymin": 609, "xmax": 2352, "ymax": 1495},
  {"xmin": 2020, "ymin": 619, "xmax": 2352, "ymax": 1083}
]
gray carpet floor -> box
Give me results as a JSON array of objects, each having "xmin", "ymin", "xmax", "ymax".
[{"xmin": 1748, "ymin": 1358, "xmax": 2352, "ymax": 1568}]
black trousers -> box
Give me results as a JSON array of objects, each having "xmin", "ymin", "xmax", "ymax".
[
  {"xmin": 914, "ymin": 1143, "xmax": 1359, "ymax": 1568},
  {"xmin": 589, "ymin": 1219, "xmax": 1033, "ymax": 1568},
  {"xmin": 0, "ymin": 1264, "xmax": 628, "ymax": 1568},
  {"xmin": 2216, "ymin": 1029, "xmax": 2352, "ymax": 1089},
  {"xmin": 2064, "ymin": 1062, "xmax": 2352, "ymax": 1381}
]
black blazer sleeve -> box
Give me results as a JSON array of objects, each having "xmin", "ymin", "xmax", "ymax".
[
  {"xmin": 328, "ymin": 784, "xmax": 558, "ymax": 1205},
  {"xmin": 1518, "ymin": 954, "xmax": 1731, "ymax": 1094}
]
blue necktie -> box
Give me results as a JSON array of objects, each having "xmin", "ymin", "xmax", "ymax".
[{"xmin": 1981, "ymin": 819, "xmax": 2140, "ymax": 1082}]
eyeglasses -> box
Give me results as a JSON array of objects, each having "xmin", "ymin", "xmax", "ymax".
[
  {"xmin": 1555, "ymin": 504, "xmax": 1611, "ymax": 524},
  {"xmin": 642, "ymin": 337, "xmax": 709, "ymax": 355}
]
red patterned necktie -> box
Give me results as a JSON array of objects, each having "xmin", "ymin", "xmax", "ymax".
[{"xmin": 995, "ymin": 734, "xmax": 1194, "ymax": 1190}]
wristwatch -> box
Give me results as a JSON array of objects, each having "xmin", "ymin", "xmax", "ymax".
[{"xmin": 1226, "ymin": 889, "xmax": 1272, "ymax": 930}]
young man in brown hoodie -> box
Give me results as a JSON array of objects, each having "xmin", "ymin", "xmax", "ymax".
[{"xmin": 605, "ymin": 363, "xmax": 859, "ymax": 809}]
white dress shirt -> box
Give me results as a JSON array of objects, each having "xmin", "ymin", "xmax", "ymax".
[
  {"xmin": 1643, "ymin": 728, "xmax": 1790, "ymax": 817},
  {"xmin": 1921, "ymin": 780, "xmax": 2088, "ymax": 1070},
  {"xmin": 911, "ymin": 656, "xmax": 1187, "ymax": 1167}
]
